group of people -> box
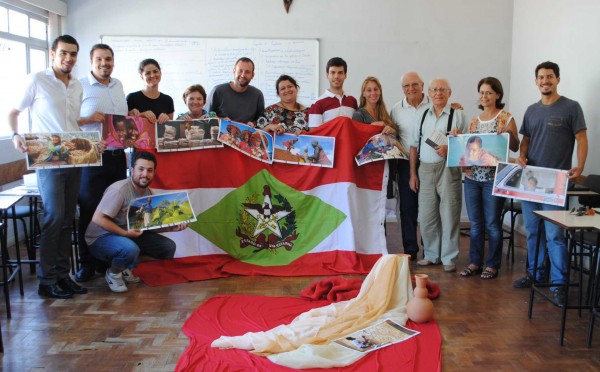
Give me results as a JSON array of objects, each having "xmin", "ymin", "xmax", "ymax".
[
  {"xmin": 392, "ymin": 64, "xmax": 586, "ymax": 308},
  {"xmin": 8, "ymin": 36, "xmax": 186, "ymax": 297},
  {"xmin": 8, "ymin": 35, "xmax": 589, "ymax": 307}
]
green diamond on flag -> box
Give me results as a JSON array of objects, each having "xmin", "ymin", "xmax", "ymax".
[{"xmin": 193, "ymin": 169, "xmax": 346, "ymax": 266}]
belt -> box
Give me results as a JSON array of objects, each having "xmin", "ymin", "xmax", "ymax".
[{"xmin": 103, "ymin": 149, "xmax": 125, "ymax": 156}]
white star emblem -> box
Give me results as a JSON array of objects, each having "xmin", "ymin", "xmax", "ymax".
[{"xmin": 245, "ymin": 208, "xmax": 291, "ymax": 238}]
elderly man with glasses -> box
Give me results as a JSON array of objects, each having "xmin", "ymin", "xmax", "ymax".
[{"xmin": 408, "ymin": 78, "xmax": 468, "ymax": 273}]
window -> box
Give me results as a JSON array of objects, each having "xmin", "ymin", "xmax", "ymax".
[{"xmin": 0, "ymin": 3, "xmax": 48, "ymax": 137}]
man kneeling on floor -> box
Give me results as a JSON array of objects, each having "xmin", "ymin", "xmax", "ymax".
[{"xmin": 85, "ymin": 151, "xmax": 187, "ymax": 292}]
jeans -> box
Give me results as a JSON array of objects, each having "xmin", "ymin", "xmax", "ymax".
[
  {"xmin": 36, "ymin": 168, "xmax": 82, "ymax": 285},
  {"xmin": 464, "ymin": 178, "xmax": 504, "ymax": 270},
  {"xmin": 89, "ymin": 231, "xmax": 176, "ymax": 271},
  {"xmin": 397, "ymin": 159, "xmax": 419, "ymax": 253},
  {"xmin": 521, "ymin": 200, "xmax": 567, "ymax": 286},
  {"xmin": 78, "ymin": 150, "xmax": 127, "ymax": 267}
]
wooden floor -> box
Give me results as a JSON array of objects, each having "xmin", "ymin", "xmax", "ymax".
[{"xmin": 1, "ymin": 223, "xmax": 599, "ymax": 371}]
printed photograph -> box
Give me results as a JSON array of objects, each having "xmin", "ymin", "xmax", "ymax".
[
  {"xmin": 447, "ymin": 133, "xmax": 509, "ymax": 167},
  {"xmin": 102, "ymin": 114, "xmax": 155, "ymax": 149},
  {"xmin": 156, "ymin": 118, "xmax": 223, "ymax": 152},
  {"xmin": 24, "ymin": 131, "xmax": 102, "ymax": 170},
  {"xmin": 127, "ymin": 192, "xmax": 196, "ymax": 231},
  {"xmin": 273, "ymin": 133, "xmax": 335, "ymax": 168},
  {"xmin": 218, "ymin": 120, "xmax": 274, "ymax": 164},
  {"xmin": 334, "ymin": 320, "xmax": 420, "ymax": 353},
  {"xmin": 355, "ymin": 133, "xmax": 408, "ymax": 166},
  {"xmin": 492, "ymin": 162, "xmax": 569, "ymax": 207}
]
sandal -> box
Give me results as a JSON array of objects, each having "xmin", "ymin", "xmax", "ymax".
[
  {"xmin": 459, "ymin": 264, "xmax": 482, "ymax": 277},
  {"xmin": 480, "ymin": 267, "xmax": 498, "ymax": 279}
]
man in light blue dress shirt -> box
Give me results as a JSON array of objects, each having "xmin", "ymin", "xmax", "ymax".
[{"xmin": 76, "ymin": 44, "xmax": 129, "ymax": 282}]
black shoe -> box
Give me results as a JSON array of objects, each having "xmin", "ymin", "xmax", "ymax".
[
  {"xmin": 553, "ymin": 288, "xmax": 566, "ymax": 307},
  {"xmin": 75, "ymin": 265, "xmax": 95, "ymax": 282},
  {"xmin": 405, "ymin": 251, "xmax": 418, "ymax": 261},
  {"xmin": 513, "ymin": 275, "xmax": 536, "ymax": 288},
  {"xmin": 38, "ymin": 284, "xmax": 73, "ymax": 299},
  {"xmin": 57, "ymin": 277, "xmax": 88, "ymax": 294}
]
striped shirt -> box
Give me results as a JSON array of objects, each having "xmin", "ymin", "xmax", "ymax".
[{"xmin": 307, "ymin": 90, "xmax": 357, "ymax": 128}]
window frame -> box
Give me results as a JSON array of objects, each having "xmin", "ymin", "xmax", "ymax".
[{"xmin": 0, "ymin": 1, "xmax": 49, "ymax": 138}]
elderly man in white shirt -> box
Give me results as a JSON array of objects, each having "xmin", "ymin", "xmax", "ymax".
[
  {"xmin": 389, "ymin": 72, "xmax": 431, "ymax": 260},
  {"xmin": 408, "ymin": 78, "xmax": 468, "ymax": 273}
]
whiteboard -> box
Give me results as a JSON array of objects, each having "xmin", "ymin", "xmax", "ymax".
[{"xmin": 101, "ymin": 36, "xmax": 319, "ymax": 116}]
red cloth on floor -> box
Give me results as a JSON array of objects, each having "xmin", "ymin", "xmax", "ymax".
[
  {"xmin": 134, "ymin": 252, "xmax": 382, "ymax": 287},
  {"xmin": 176, "ymin": 295, "xmax": 442, "ymax": 372},
  {"xmin": 299, "ymin": 277, "xmax": 363, "ymax": 302},
  {"xmin": 297, "ymin": 275, "xmax": 441, "ymax": 303}
]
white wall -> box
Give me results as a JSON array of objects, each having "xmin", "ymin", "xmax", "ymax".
[
  {"xmin": 63, "ymin": 0, "xmax": 513, "ymax": 119},
  {"xmin": 509, "ymin": 0, "xmax": 600, "ymax": 175},
  {"xmin": 1, "ymin": 0, "xmax": 514, "ymax": 165}
]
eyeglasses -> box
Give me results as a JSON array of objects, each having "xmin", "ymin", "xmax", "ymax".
[
  {"xmin": 429, "ymin": 87, "xmax": 449, "ymax": 93},
  {"xmin": 402, "ymin": 82, "xmax": 422, "ymax": 89}
]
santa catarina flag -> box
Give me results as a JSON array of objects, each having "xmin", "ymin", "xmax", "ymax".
[{"xmin": 135, "ymin": 117, "xmax": 389, "ymax": 285}]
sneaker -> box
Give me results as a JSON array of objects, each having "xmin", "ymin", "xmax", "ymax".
[
  {"xmin": 513, "ymin": 275, "xmax": 533, "ymax": 288},
  {"xmin": 105, "ymin": 270, "xmax": 128, "ymax": 293},
  {"xmin": 122, "ymin": 268, "xmax": 141, "ymax": 283},
  {"xmin": 417, "ymin": 259, "xmax": 435, "ymax": 266},
  {"xmin": 443, "ymin": 265, "xmax": 456, "ymax": 273}
]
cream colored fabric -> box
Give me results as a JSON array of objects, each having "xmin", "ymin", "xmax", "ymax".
[{"xmin": 211, "ymin": 254, "xmax": 413, "ymax": 368}]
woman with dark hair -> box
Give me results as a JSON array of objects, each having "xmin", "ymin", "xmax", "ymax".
[
  {"xmin": 460, "ymin": 77, "xmax": 519, "ymax": 279},
  {"xmin": 352, "ymin": 77, "xmax": 397, "ymax": 135},
  {"xmin": 177, "ymin": 84, "xmax": 208, "ymax": 120},
  {"xmin": 256, "ymin": 74, "xmax": 309, "ymax": 135},
  {"xmin": 126, "ymin": 58, "xmax": 174, "ymax": 125}
]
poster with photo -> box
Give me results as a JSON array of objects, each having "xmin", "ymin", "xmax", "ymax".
[
  {"xmin": 24, "ymin": 131, "xmax": 102, "ymax": 170},
  {"xmin": 334, "ymin": 320, "xmax": 420, "ymax": 353},
  {"xmin": 492, "ymin": 162, "xmax": 569, "ymax": 207},
  {"xmin": 273, "ymin": 133, "xmax": 335, "ymax": 168},
  {"xmin": 355, "ymin": 133, "xmax": 408, "ymax": 166},
  {"xmin": 102, "ymin": 114, "xmax": 155, "ymax": 149},
  {"xmin": 156, "ymin": 118, "xmax": 223, "ymax": 152},
  {"xmin": 217, "ymin": 120, "xmax": 273, "ymax": 164},
  {"xmin": 447, "ymin": 133, "xmax": 509, "ymax": 167},
  {"xmin": 127, "ymin": 192, "xmax": 196, "ymax": 231}
]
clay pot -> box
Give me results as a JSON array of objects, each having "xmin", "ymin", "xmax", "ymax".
[{"xmin": 406, "ymin": 273, "xmax": 434, "ymax": 323}]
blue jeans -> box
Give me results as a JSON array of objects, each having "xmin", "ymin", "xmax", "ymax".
[
  {"xmin": 464, "ymin": 178, "xmax": 504, "ymax": 270},
  {"xmin": 36, "ymin": 168, "xmax": 82, "ymax": 285},
  {"xmin": 397, "ymin": 159, "xmax": 419, "ymax": 253},
  {"xmin": 89, "ymin": 231, "xmax": 176, "ymax": 271},
  {"xmin": 521, "ymin": 200, "xmax": 567, "ymax": 286},
  {"xmin": 78, "ymin": 151, "xmax": 127, "ymax": 266}
]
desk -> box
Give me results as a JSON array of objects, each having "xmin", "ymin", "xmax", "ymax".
[
  {"xmin": 528, "ymin": 210, "xmax": 600, "ymax": 345},
  {"xmin": 0, "ymin": 194, "xmax": 25, "ymax": 319},
  {"xmin": 0, "ymin": 185, "xmax": 40, "ymax": 273}
]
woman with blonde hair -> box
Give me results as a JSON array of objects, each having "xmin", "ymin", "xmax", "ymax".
[{"xmin": 352, "ymin": 77, "xmax": 397, "ymax": 135}]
